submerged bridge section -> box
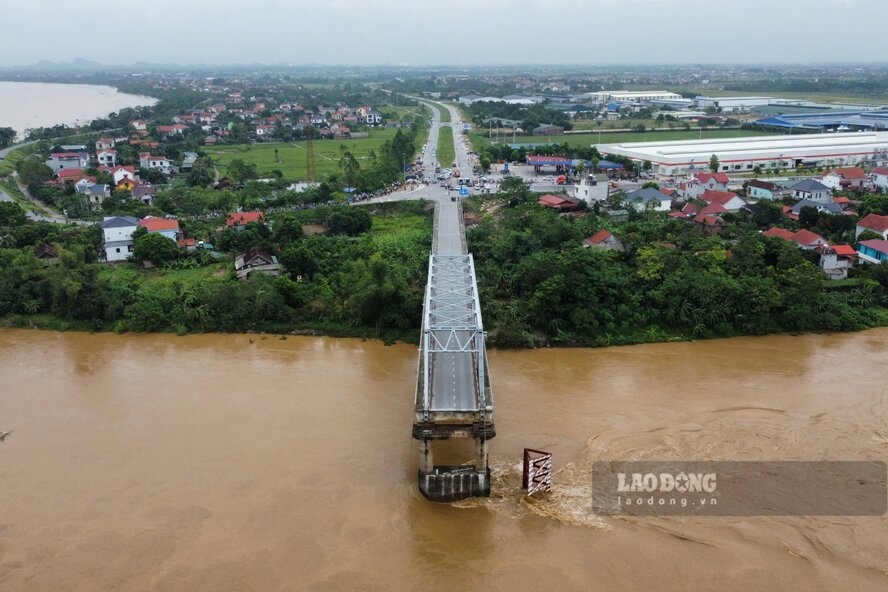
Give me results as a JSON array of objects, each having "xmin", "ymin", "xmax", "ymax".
[{"xmin": 412, "ymin": 202, "xmax": 495, "ymax": 502}]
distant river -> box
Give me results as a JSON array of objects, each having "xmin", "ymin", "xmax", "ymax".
[{"xmin": 0, "ymin": 81, "xmax": 158, "ymax": 139}]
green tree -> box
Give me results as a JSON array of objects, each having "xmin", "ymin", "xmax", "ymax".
[
  {"xmin": 226, "ymin": 158, "xmax": 258, "ymax": 183},
  {"xmin": 709, "ymin": 154, "xmax": 720, "ymax": 173},
  {"xmin": 133, "ymin": 232, "xmax": 178, "ymax": 264},
  {"xmin": 0, "ymin": 127, "xmax": 15, "ymax": 149},
  {"xmin": 279, "ymin": 245, "xmax": 318, "ymax": 278},
  {"xmin": 272, "ymin": 212, "xmax": 305, "ymax": 246},
  {"xmin": 0, "ymin": 202, "xmax": 26, "ymax": 226}
]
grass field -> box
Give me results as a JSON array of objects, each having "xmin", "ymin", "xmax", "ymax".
[
  {"xmin": 434, "ymin": 102, "xmax": 451, "ymax": 123},
  {"xmin": 469, "ymin": 128, "xmax": 775, "ymax": 151},
  {"xmin": 0, "ymin": 143, "xmax": 40, "ymax": 175},
  {"xmin": 369, "ymin": 204, "xmax": 432, "ymax": 239},
  {"xmin": 436, "ymin": 126, "xmax": 456, "ymax": 168},
  {"xmin": 0, "ymin": 180, "xmax": 43, "ymax": 214},
  {"xmin": 97, "ymin": 261, "xmax": 232, "ymax": 289},
  {"xmin": 204, "ymin": 129, "xmax": 401, "ymax": 182}
]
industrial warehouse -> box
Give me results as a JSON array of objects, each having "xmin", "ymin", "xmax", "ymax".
[{"xmin": 597, "ymin": 131, "xmax": 888, "ymax": 176}]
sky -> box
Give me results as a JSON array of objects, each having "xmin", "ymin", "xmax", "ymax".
[{"xmin": 1, "ymin": 0, "xmax": 887, "ymax": 67}]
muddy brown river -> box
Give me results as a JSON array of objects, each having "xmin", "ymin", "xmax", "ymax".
[{"xmin": 0, "ymin": 328, "xmax": 886, "ymax": 591}]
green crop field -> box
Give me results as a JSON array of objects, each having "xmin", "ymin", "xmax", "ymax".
[
  {"xmin": 469, "ymin": 128, "xmax": 775, "ymax": 151},
  {"xmin": 436, "ymin": 127, "xmax": 455, "ymax": 168},
  {"xmin": 204, "ymin": 129, "xmax": 401, "ymax": 182}
]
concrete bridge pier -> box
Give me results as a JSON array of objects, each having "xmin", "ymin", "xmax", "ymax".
[{"xmin": 416, "ymin": 441, "xmax": 491, "ymax": 502}]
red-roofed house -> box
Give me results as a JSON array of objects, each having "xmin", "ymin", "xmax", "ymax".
[
  {"xmin": 819, "ymin": 244, "xmax": 856, "ymax": 280},
  {"xmin": 764, "ymin": 227, "xmax": 827, "ymax": 250},
  {"xmin": 95, "ymin": 137, "xmax": 115, "ymax": 150},
  {"xmin": 763, "ymin": 227, "xmax": 796, "ymax": 241},
  {"xmin": 110, "ymin": 165, "xmax": 137, "ymax": 186},
  {"xmin": 138, "ymin": 216, "xmax": 179, "ymax": 240},
  {"xmin": 694, "ymin": 172, "xmax": 729, "ymax": 190},
  {"xmin": 700, "ymin": 189, "xmax": 746, "ymax": 212},
  {"xmin": 856, "ymin": 213, "xmax": 888, "ymax": 240},
  {"xmin": 821, "ymin": 167, "xmax": 867, "ymax": 191},
  {"xmin": 582, "ymin": 229, "xmax": 623, "ymax": 251},
  {"xmin": 46, "ymin": 152, "xmax": 89, "ymax": 173},
  {"xmin": 872, "ymin": 167, "xmax": 888, "ymax": 190},
  {"xmin": 226, "ymin": 211, "xmax": 265, "ymax": 229},
  {"xmin": 791, "ymin": 229, "xmax": 828, "ymax": 250},
  {"xmin": 538, "ymin": 194, "xmax": 577, "ymax": 211},
  {"xmin": 139, "ymin": 152, "xmax": 171, "ymax": 175},
  {"xmin": 693, "ymin": 213, "xmax": 725, "ymax": 235},
  {"xmin": 56, "ymin": 168, "xmax": 91, "ymax": 183}
]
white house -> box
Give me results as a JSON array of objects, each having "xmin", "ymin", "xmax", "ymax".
[
  {"xmin": 872, "ymin": 167, "xmax": 888, "ymax": 189},
  {"xmin": 791, "ymin": 179, "xmax": 831, "ymax": 203},
  {"xmin": 101, "ymin": 216, "xmax": 139, "ymax": 262},
  {"xmin": 856, "ymin": 213, "xmax": 888, "ymax": 239},
  {"xmin": 95, "ymin": 137, "xmax": 115, "ymax": 150},
  {"xmin": 96, "ymin": 149, "xmax": 117, "ymax": 168},
  {"xmin": 45, "ymin": 152, "xmax": 89, "ymax": 173},
  {"xmin": 139, "ymin": 153, "xmax": 171, "ymax": 175},
  {"xmin": 821, "ymin": 167, "xmax": 867, "ymax": 191},
  {"xmin": 110, "ymin": 165, "xmax": 137, "ymax": 186},
  {"xmin": 573, "ymin": 174, "xmax": 609, "ymax": 203},
  {"xmin": 625, "ymin": 187, "xmax": 672, "ymax": 212},
  {"xmin": 365, "ymin": 111, "xmax": 383, "ymax": 125},
  {"xmin": 701, "ymin": 190, "xmax": 747, "ymax": 213}
]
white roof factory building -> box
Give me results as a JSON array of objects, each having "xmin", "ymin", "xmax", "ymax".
[{"xmin": 598, "ymin": 132, "xmax": 888, "ymax": 176}]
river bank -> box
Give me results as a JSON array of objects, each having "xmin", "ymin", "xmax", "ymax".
[
  {"xmin": 1, "ymin": 327, "xmax": 886, "ymax": 591},
  {"xmin": 0, "ymin": 81, "xmax": 157, "ymax": 139}
]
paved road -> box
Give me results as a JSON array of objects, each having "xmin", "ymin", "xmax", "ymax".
[{"xmin": 402, "ymin": 100, "xmax": 481, "ymax": 413}]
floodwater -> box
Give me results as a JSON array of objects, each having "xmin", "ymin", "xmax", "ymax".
[
  {"xmin": 0, "ymin": 328, "xmax": 886, "ymax": 591},
  {"xmin": 0, "ymin": 82, "xmax": 157, "ymax": 138}
]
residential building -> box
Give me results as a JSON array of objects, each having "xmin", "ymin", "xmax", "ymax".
[
  {"xmin": 537, "ymin": 194, "xmax": 578, "ymax": 211},
  {"xmin": 791, "ymin": 198, "xmax": 844, "ymax": 217},
  {"xmin": 133, "ymin": 184, "xmax": 158, "ymax": 205},
  {"xmin": 821, "ymin": 167, "xmax": 867, "ymax": 191},
  {"xmin": 235, "ymin": 249, "xmax": 282, "ymax": 280},
  {"xmin": 700, "ymin": 190, "xmax": 747, "ymax": 212},
  {"xmin": 365, "ymin": 111, "xmax": 383, "ymax": 126},
  {"xmin": 226, "ymin": 211, "xmax": 264, "ymax": 230},
  {"xmin": 256, "ymin": 125, "xmax": 276, "ymax": 137},
  {"xmin": 138, "ymin": 216, "xmax": 179, "ymax": 241},
  {"xmin": 857, "ymin": 239, "xmax": 888, "ymax": 264},
  {"xmin": 872, "ymin": 167, "xmax": 888, "ymax": 189},
  {"xmin": 763, "ymin": 227, "xmax": 828, "ymax": 250},
  {"xmin": 693, "ymin": 172, "xmax": 729, "ymax": 191},
  {"xmin": 110, "ymin": 165, "xmax": 137, "ymax": 186},
  {"xmin": 626, "ymin": 187, "xmax": 672, "ymax": 211},
  {"xmin": 582, "ymin": 230, "xmax": 623, "ymax": 251},
  {"xmin": 46, "ymin": 152, "xmax": 89, "ymax": 173},
  {"xmin": 139, "ymin": 153, "xmax": 171, "ymax": 175},
  {"xmin": 791, "ymin": 179, "xmax": 831, "ymax": 202},
  {"xmin": 95, "ymin": 137, "xmax": 115, "ymax": 150},
  {"xmin": 573, "ymin": 174, "xmax": 609, "ymax": 203},
  {"xmin": 746, "ymin": 179, "xmax": 781, "ymax": 200},
  {"xmin": 856, "ymin": 213, "xmax": 888, "ymax": 239},
  {"xmin": 819, "ymin": 244, "xmax": 856, "ymax": 280},
  {"xmin": 101, "ymin": 216, "xmax": 139, "ymax": 262},
  {"xmin": 96, "ymin": 149, "xmax": 117, "ymax": 168}
]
